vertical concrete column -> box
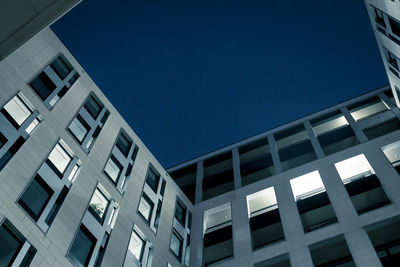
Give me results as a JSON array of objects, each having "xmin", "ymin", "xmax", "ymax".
[
  {"xmin": 267, "ymin": 134, "xmax": 282, "ymax": 174},
  {"xmin": 364, "ymin": 149, "xmax": 400, "ymax": 205},
  {"xmin": 289, "ymin": 247, "xmax": 314, "ymax": 267},
  {"xmin": 189, "ymin": 205, "xmax": 205, "ymax": 267},
  {"xmin": 304, "ymin": 120, "xmax": 324, "ymax": 159},
  {"xmin": 231, "ymin": 194, "xmax": 252, "ymax": 266},
  {"xmin": 318, "ymin": 163, "xmax": 358, "ymax": 226},
  {"xmin": 195, "ymin": 161, "xmax": 203, "ymax": 204},
  {"xmin": 344, "ymin": 229, "xmax": 382, "ymax": 267},
  {"xmin": 340, "ymin": 107, "xmax": 368, "ymax": 143},
  {"xmin": 232, "ymin": 148, "xmax": 242, "ymax": 190},
  {"xmin": 274, "ymin": 181, "xmax": 304, "ymax": 244}
]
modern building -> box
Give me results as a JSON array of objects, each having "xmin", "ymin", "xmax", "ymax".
[
  {"xmin": 1, "ymin": 1, "xmax": 400, "ymax": 267},
  {"xmin": 364, "ymin": 0, "xmax": 400, "ymax": 107},
  {"xmin": 0, "ymin": 28, "xmax": 193, "ymax": 267},
  {"xmin": 0, "ymin": 0, "xmax": 82, "ymax": 61}
]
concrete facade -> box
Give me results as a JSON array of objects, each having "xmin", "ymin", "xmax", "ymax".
[{"xmin": 0, "ymin": 28, "xmax": 193, "ymax": 267}]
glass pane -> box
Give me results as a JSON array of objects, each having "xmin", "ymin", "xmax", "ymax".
[
  {"xmin": 48, "ymin": 144, "xmax": 72, "ymax": 174},
  {"xmin": 311, "ymin": 112, "xmax": 349, "ymax": 136},
  {"xmin": 128, "ymin": 230, "xmax": 144, "ymax": 261},
  {"xmin": 69, "ymin": 115, "xmax": 90, "ymax": 142},
  {"xmin": 89, "ymin": 189, "xmax": 109, "ymax": 221},
  {"xmin": 334, "ymin": 154, "xmax": 374, "ymax": 182},
  {"xmin": 349, "ymin": 97, "xmax": 388, "ymax": 121},
  {"xmin": 170, "ymin": 232, "xmax": 182, "ymax": 258},
  {"xmin": 84, "ymin": 95, "xmax": 103, "ymax": 119},
  {"xmin": 30, "ymin": 72, "xmax": 56, "ymax": 101},
  {"xmin": 25, "ymin": 118, "xmax": 40, "ymax": 135},
  {"xmin": 4, "ymin": 95, "xmax": 32, "ymax": 126},
  {"xmin": 19, "ymin": 176, "xmax": 53, "ymax": 220},
  {"xmin": 51, "ymin": 55, "xmax": 72, "ymax": 80},
  {"xmin": 0, "ymin": 223, "xmax": 23, "ymax": 266},
  {"xmin": 104, "ymin": 155, "xmax": 122, "ymax": 183},
  {"xmin": 116, "ymin": 132, "xmax": 132, "ymax": 157},
  {"xmin": 175, "ymin": 201, "xmax": 186, "ymax": 226},
  {"xmin": 290, "ymin": 171, "xmax": 325, "ymax": 201},
  {"xmin": 146, "ymin": 168, "xmax": 160, "ymax": 193},
  {"xmin": 69, "ymin": 226, "xmax": 96, "ymax": 266},
  {"xmin": 138, "ymin": 194, "xmax": 154, "ymax": 222}
]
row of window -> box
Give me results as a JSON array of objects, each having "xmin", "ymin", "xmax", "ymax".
[
  {"xmin": 255, "ymin": 215, "xmax": 400, "ymax": 267},
  {"xmin": 372, "ymin": 5, "xmax": 400, "ymax": 46},
  {"xmin": 171, "ymin": 90, "xmax": 399, "ymax": 202},
  {"xmin": 0, "ymin": 55, "xmax": 193, "ymax": 266},
  {"xmin": 201, "ymin": 152, "xmax": 395, "ymax": 266}
]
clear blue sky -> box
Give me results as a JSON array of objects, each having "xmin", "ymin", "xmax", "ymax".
[{"xmin": 52, "ymin": 0, "xmax": 388, "ymax": 168}]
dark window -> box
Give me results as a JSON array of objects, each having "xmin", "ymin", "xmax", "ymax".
[
  {"xmin": 116, "ymin": 132, "xmax": 132, "ymax": 157},
  {"xmin": 50, "ymin": 55, "xmax": 73, "ymax": 80},
  {"xmin": 68, "ymin": 72, "xmax": 80, "ymax": 87},
  {"xmin": 146, "ymin": 168, "xmax": 160, "ymax": 193},
  {"xmin": 94, "ymin": 233, "xmax": 109, "ymax": 267},
  {"xmin": 30, "ymin": 72, "xmax": 57, "ymax": 101},
  {"xmin": 154, "ymin": 200, "xmax": 162, "ymax": 229},
  {"xmin": 45, "ymin": 186, "xmax": 69, "ymax": 226},
  {"xmin": 84, "ymin": 95, "xmax": 103, "ymax": 120},
  {"xmin": 374, "ymin": 8, "xmax": 385, "ymax": 27},
  {"xmin": 175, "ymin": 200, "xmax": 186, "ymax": 226},
  {"xmin": 170, "ymin": 230, "xmax": 183, "ymax": 259},
  {"xmin": 387, "ymin": 50, "xmax": 399, "ymax": 70},
  {"xmin": 20, "ymin": 246, "xmax": 36, "ymax": 267},
  {"xmin": 389, "ymin": 16, "xmax": 400, "ymax": 37},
  {"xmin": 160, "ymin": 179, "xmax": 166, "ymax": 197},
  {"xmin": 68, "ymin": 225, "xmax": 97, "ymax": 267},
  {"xmin": 0, "ymin": 136, "xmax": 25, "ymax": 171},
  {"xmin": 0, "ymin": 132, "xmax": 7, "ymax": 149},
  {"xmin": 18, "ymin": 175, "xmax": 54, "ymax": 221},
  {"xmin": 0, "ymin": 220, "xmax": 25, "ymax": 266}
]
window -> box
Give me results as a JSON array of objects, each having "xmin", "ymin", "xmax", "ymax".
[
  {"xmin": 290, "ymin": 171, "xmax": 337, "ymax": 232},
  {"xmin": 46, "ymin": 143, "xmax": 72, "ymax": 176},
  {"xmin": 175, "ymin": 200, "xmax": 186, "ymax": 226},
  {"xmin": 202, "ymin": 152, "xmax": 234, "ymax": 200},
  {"xmin": 50, "ymin": 54, "xmax": 73, "ymax": 79},
  {"xmin": 30, "ymin": 72, "xmax": 57, "ymax": 101},
  {"xmin": 18, "ymin": 175, "xmax": 54, "ymax": 221},
  {"xmin": 68, "ymin": 225, "xmax": 97, "ymax": 267},
  {"xmin": 311, "ymin": 110, "xmax": 359, "ymax": 155},
  {"xmin": 128, "ymin": 230, "xmax": 145, "ymax": 261},
  {"xmin": 382, "ymin": 141, "xmax": 400, "ymax": 174},
  {"xmin": 386, "ymin": 49, "xmax": 399, "ymax": 71},
  {"xmin": 0, "ymin": 132, "xmax": 7, "ymax": 149},
  {"xmin": 334, "ymin": 154, "xmax": 391, "ymax": 214},
  {"xmin": 68, "ymin": 93, "xmax": 109, "ymax": 153},
  {"xmin": 246, "ymin": 187, "xmax": 285, "ymax": 249},
  {"xmin": 203, "ymin": 203, "xmax": 233, "ymax": 265},
  {"xmin": 309, "ymin": 235, "xmax": 355, "ymax": 266},
  {"xmin": 146, "ymin": 168, "xmax": 160, "ymax": 193},
  {"xmin": 45, "ymin": 186, "xmax": 68, "ymax": 226},
  {"xmin": 274, "ymin": 124, "xmax": 316, "ymax": 171},
  {"xmin": 88, "ymin": 187, "xmax": 110, "ymax": 224},
  {"xmin": 2, "ymin": 94, "xmax": 33, "ymax": 127},
  {"xmin": 169, "ymin": 164, "xmax": 196, "ymax": 204},
  {"xmin": 239, "ymin": 138, "xmax": 274, "ymax": 186},
  {"xmin": 116, "ymin": 132, "xmax": 132, "ymax": 157},
  {"xmin": 104, "ymin": 155, "xmax": 123, "ymax": 183},
  {"xmin": 138, "ymin": 193, "xmax": 154, "ymax": 222},
  {"xmin": 254, "ymin": 254, "xmax": 290, "ymax": 267},
  {"xmin": 0, "ymin": 220, "xmax": 36, "ymax": 266},
  {"xmin": 389, "ymin": 16, "xmax": 400, "ymax": 37},
  {"xmin": 68, "ymin": 114, "xmax": 90, "ymax": 143},
  {"xmin": 348, "ymin": 96, "xmax": 389, "ymax": 121},
  {"xmin": 84, "ymin": 95, "xmax": 103, "ymax": 119},
  {"xmin": 29, "ymin": 55, "xmax": 79, "ymax": 109},
  {"xmin": 170, "ymin": 230, "xmax": 183, "ymax": 259},
  {"xmin": 373, "ymin": 7, "xmax": 385, "ymax": 27},
  {"xmin": 365, "ymin": 216, "xmax": 400, "ymax": 266}
]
